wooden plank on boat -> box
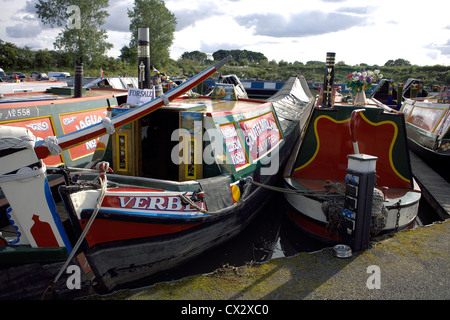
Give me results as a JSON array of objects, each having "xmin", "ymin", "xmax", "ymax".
[{"xmin": 409, "ymin": 151, "xmax": 450, "ymax": 220}]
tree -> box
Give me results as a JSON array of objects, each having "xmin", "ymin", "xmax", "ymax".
[
  {"xmin": 212, "ymin": 49, "xmax": 267, "ymax": 64},
  {"xmin": 181, "ymin": 51, "xmax": 208, "ymax": 63},
  {"xmin": 35, "ymin": 0, "xmax": 112, "ymax": 67},
  {"xmin": 0, "ymin": 40, "xmax": 19, "ymax": 69},
  {"xmin": 384, "ymin": 58, "xmax": 411, "ymax": 67},
  {"xmin": 128, "ymin": 0, "xmax": 177, "ymax": 68},
  {"xmin": 16, "ymin": 46, "xmax": 35, "ymax": 70},
  {"xmin": 35, "ymin": 49, "xmax": 54, "ymax": 69},
  {"xmin": 119, "ymin": 45, "xmax": 137, "ymax": 64}
]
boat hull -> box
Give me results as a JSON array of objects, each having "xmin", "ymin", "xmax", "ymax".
[
  {"xmin": 283, "ymin": 96, "xmax": 421, "ymax": 246},
  {"xmin": 283, "ymin": 184, "xmax": 419, "ymax": 244},
  {"xmin": 407, "ymin": 137, "xmax": 450, "ymax": 181},
  {"xmin": 400, "ymin": 98, "xmax": 450, "ymax": 181},
  {"xmin": 65, "ymin": 179, "xmax": 274, "ymax": 291},
  {"xmin": 57, "ymin": 75, "xmax": 315, "ymax": 292}
]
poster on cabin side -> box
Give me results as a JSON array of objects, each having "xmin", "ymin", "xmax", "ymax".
[
  {"xmin": 407, "ymin": 106, "xmax": 446, "ymax": 132},
  {"xmin": 59, "ymin": 108, "xmax": 109, "ymax": 161},
  {"xmin": 238, "ymin": 111, "xmax": 281, "ymax": 161},
  {"xmin": 220, "ymin": 123, "xmax": 248, "ymax": 169}
]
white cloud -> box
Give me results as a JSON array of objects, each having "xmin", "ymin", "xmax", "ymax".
[
  {"xmin": 6, "ymin": 23, "xmax": 41, "ymax": 38},
  {"xmin": 235, "ymin": 11, "xmax": 365, "ymax": 37},
  {"xmin": 0, "ymin": 0, "xmax": 449, "ymax": 67}
]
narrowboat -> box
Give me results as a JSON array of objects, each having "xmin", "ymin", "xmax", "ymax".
[
  {"xmin": 400, "ymin": 88, "xmax": 450, "ymax": 181},
  {"xmin": 370, "ymin": 78, "xmax": 429, "ymax": 111},
  {"xmin": 0, "ymin": 80, "xmax": 69, "ymax": 95},
  {"xmin": 0, "ymin": 57, "xmax": 315, "ymax": 298},
  {"xmin": 0, "ymin": 86, "xmax": 128, "ymax": 169},
  {"xmin": 0, "ymin": 72, "xmax": 129, "ymax": 228},
  {"xmin": 283, "ymin": 53, "xmax": 421, "ymax": 246}
]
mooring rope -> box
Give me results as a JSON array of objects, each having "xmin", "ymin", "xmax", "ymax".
[
  {"xmin": 179, "ymin": 176, "xmax": 345, "ymax": 216},
  {"xmin": 249, "ymin": 179, "xmax": 345, "ymax": 197},
  {"xmin": 44, "ymin": 136, "xmax": 62, "ymax": 156},
  {"xmin": 42, "ymin": 162, "xmax": 110, "ymax": 299}
]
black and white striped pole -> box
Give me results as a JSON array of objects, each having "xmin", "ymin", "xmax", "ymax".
[{"xmin": 138, "ymin": 28, "xmax": 150, "ymax": 89}]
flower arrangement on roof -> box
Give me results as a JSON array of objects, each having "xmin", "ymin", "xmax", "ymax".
[{"xmin": 346, "ymin": 69, "xmax": 382, "ymax": 93}]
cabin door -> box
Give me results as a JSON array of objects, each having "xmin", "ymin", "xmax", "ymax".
[{"xmin": 111, "ymin": 119, "xmax": 142, "ymax": 176}]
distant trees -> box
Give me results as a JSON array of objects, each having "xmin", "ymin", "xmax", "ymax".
[
  {"xmin": 0, "ymin": 40, "xmax": 59, "ymax": 70},
  {"xmin": 1, "ymin": 38, "xmax": 449, "ymax": 86},
  {"xmin": 180, "ymin": 51, "xmax": 209, "ymax": 63},
  {"xmin": 0, "ymin": 40, "xmax": 129, "ymax": 76},
  {"xmin": 385, "ymin": 59, "xmax": 411, "ymax": 67},
  {"xmin": 212, "ymin": 49, "xmax": 267, "ymax": 64}
]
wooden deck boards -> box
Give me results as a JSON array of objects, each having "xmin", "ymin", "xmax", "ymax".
[{"xmin": 409, "ymin": 151, "xmax": 450, "ymax": 220}]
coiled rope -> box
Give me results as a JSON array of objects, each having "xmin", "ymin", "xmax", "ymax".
[{"xmin": 44, "ymin": 136, "xmax": 62, "ymax": 156}]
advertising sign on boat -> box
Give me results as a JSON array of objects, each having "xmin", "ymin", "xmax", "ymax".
[
  {"xmin": 220, "ymin": 123, "xmax": 248, "ymax": 169},
  {"xmin": 59, "ymin": 108, "xmax": 109, "ymax": 160},
  {"xmin": 238, "ymin": 111, "xmax": 281, "ymax": 161},
  {"xmin": 406, "ymin": 105, "xmax": 446, "ymax": 133}
]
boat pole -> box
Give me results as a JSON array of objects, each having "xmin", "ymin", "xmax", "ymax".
[
  {"xmin": 138, "ymin": 27, "xmax": 151, "ymax": 89},
  {"xmin": 74, "ymin": 59, "xmax": 83, "ymax": 98},
  {"xmin": 396, "ymin": 83, "xmax": 403, "ymax": 109},
  {"xmin": 321, "ymin": 52, "xmax": 336, "ymax": 108}
]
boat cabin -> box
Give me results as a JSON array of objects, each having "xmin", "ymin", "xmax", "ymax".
[{"xmin": 107, "ymin": 83, "xmax": 284, "ymax": 183}]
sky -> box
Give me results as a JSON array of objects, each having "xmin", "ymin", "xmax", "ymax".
[{"xmin": 1, "ymin": 0, "xmax": 450, "ymax": 67}]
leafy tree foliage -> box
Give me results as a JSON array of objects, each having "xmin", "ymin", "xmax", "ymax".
[
  {"xmin": 127, "ymin": 0, "xmax": 177, "ymax": 68},
  {"xmin": 384, "ymin": 58, "xmax": 412, "ymax": 67},
  {"xmin": 35, "ymin": 0, "xmax": 112, "ymax": 67},
  {"xmin": 2, "ymin": 38, "xmax": 449, "ymax": 87},
  {"xmin": 180, "ymin": 51, "xmax": 209, "ymax": 63},
  {"xmin": 212, "ymin": 49, "xmax": 267, "ymax": 64}
]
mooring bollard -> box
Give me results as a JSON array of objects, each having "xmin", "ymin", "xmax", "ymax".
[{"xmin": 341, "ymin": 153, "xmax": 378, "ymax": 252}]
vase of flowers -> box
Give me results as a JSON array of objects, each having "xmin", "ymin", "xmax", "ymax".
[{"xmin": 346, "ymin": 69, "xmax": 382, "ymax": 106}]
